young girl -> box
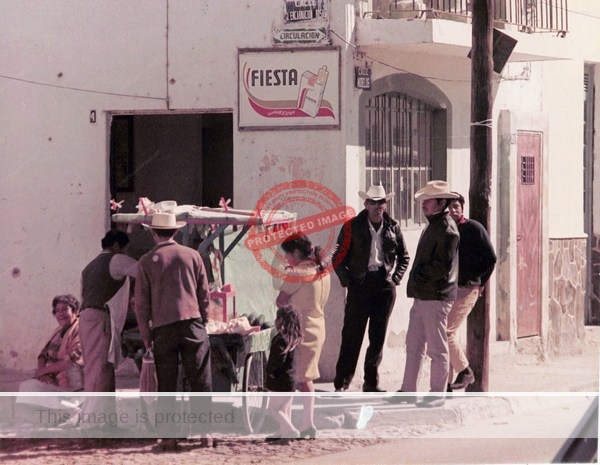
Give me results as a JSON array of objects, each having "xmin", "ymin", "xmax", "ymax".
[{"xmin": 265, "ymin": 306, "xmax": 303, "ymax": 442}]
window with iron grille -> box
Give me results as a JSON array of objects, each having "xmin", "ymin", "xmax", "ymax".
[
  {"xmin": 365, "ymin": 93, "xmax": 434, "ymax": 227},
  {"xmin": 520, "ymin": 155, "xmax": 535, "ymax": 184}
]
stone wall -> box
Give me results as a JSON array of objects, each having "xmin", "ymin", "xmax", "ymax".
[
  {"xmin": 591, "ymin": 234, "xmax": 600, "ymax": 325},
  {"xmin": 548, "ymin": 238, "xmax": 587, "ymax": 357}
]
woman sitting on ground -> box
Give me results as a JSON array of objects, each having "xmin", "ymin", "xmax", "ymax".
[{"xmin": 19, "ymin": 294, "xmax": 84, "ymax": 393}]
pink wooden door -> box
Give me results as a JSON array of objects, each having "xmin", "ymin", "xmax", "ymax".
[{"xmin": 516, "ymin": 131, "xmax": 542, "ymax": 338}]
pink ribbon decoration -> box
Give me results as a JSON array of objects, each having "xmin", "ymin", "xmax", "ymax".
[
  {"xmin": 139, "ymin": 197, "xmax": 148, "ymax": 215},
  {"xmin": 219, "ymin": 197, "xmax": 231, "ymax": 212},
  {"xmin": 110, "ymin": 199, "xmax": 124, "ymax": 211}
]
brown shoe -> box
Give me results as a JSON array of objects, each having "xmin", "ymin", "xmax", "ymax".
[
  {"xmin": 449, "ymin": 367, "xmax": 475, "ymax": 390},
  {"xmin": 151, "ymin": 438, "xmax": 179, "ymax": 453}
]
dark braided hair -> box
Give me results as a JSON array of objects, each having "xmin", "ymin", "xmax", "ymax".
[
  {"xmin": 274, "ymin": 306, "xmax": 303, "ymax": 354},
  {"xmin": 281, "ymin": 233, "xmax": 326, "ymax": 273}
]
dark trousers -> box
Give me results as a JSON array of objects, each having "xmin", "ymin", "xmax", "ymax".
[
  {"xmin": 334, "ymin": 269, "xmax": 396, "ymax": 390},
  {"xmin": 153, "ymin": 318, "xmax": 212, "ymax": 436}
]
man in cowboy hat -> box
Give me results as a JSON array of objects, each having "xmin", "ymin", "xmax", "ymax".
[
  {"xmin": 332, "ymin": 183, "xmax": 410, "ymax": 392},
  {"xmin": 134, "ymin": 212, "xmax": 212, "ymax": 451},
  {"xmin": 390, "ymin": 180, "xmax": 459, "ymax": 408}
]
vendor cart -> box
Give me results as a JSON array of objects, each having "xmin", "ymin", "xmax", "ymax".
[
  {"xmin": 113, "ymin": 202, "xmax": 295, "ymax": 283},
  {"xmin": 113, "ymin": 204, "xmax": 294, "ymax": 433}
]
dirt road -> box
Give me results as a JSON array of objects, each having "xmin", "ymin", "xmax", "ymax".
[{"xmin": 0, "ymin": 435, "xmax": 390, "ymax": 465}]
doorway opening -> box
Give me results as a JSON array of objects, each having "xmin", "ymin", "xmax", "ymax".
[
  {"xmin": 109, "ymin": 112, "xmax": 233, "ymax": 259},
  {"xmin": 109, "ymin": 112, "xmax": 233, "ymax": 213}
]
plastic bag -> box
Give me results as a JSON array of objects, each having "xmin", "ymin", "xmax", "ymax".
[{"xmin": 139, "ymin": 348, "xmax": 158, "ymax": 403}]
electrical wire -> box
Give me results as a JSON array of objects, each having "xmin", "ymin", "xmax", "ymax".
[{"xmin": 0, "ymin": 73, "xmax": 166, "ymax": 101}]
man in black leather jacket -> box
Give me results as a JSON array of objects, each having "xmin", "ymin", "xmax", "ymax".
[
  {"xmin": 392, "ymin": 180, "xmax": 459, "ymax": 408},
  {"xmin": 332, "ymin": 184, "xmax": 410, "ymax": 392}
]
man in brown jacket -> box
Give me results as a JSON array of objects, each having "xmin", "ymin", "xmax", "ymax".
[{"xmin": 135, "ymin": 212, "xmax": 212, "ymax": 451}]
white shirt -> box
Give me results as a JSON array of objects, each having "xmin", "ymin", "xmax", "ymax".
[
  {"xmin": 109, "ymin": 252, "xmax": 138, "ymax": 280},
  {"xmin": 367, "ymin": 221, "xmax": 384, "ymax": 270},
  {"xmin": 107, "ymin": 252, "xmax": 137, "ymax": 365}
]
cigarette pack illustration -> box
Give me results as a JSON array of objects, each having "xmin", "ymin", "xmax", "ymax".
[{"xmin": 297, "ymin": 65, "xmax": 329, "ymax": 117}]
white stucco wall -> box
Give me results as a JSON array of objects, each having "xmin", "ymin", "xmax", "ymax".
[
  {"xmin": 1, "ymin": 1, "xmax": 170, "ymax": 371},
  {"xmin": 0, "ymin": 1, "xmax": 318, "ymax": 371},
  {"xmin": 0, "ymin": 0, "xmax": 356, "ymax": 375},
  {"xmin": 544, "ymin": 61, "xmax": 586, "ymax": 238},
  {"xmin": 494, "ymin": 60, "xmax": 586, "ymax": 238}
]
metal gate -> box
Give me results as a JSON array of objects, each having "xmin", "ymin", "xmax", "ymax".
[{"xmin": 365, "ymin": 93, "xmax": 434, "ymax": 227}]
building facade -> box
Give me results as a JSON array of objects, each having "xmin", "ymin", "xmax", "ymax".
[{"xmin": 1, "ymin": 1, "xmax": 599, "ymax": 383}]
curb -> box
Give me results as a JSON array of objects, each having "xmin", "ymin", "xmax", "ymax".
[{"xmin": 307, "ymin": 387, "xmax": 598, "ymax": 434}]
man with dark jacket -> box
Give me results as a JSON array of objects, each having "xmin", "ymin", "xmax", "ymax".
[
  {"xmin": 393, "ymin": 180, "xmax": 459, "ymax": 408},
  {"xmin": 446, "ymin": 192, "xmax": 496, "ymax": 390},
  {"xmin": 332, "ymin": 184, "xmax": 410, "ymax": 392}
]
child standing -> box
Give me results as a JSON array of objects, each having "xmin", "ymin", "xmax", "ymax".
[{"xmin": 265, "ymin": 306, "xmax": 303, "ymax": 441}]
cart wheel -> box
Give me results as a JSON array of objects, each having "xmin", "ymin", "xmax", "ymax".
[{"xmin": 242, "ymin": 351, "xmax": 268, "ymax": 433}]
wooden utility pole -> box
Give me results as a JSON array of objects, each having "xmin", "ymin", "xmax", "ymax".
[{"xmin": 466, "ymin": 0, "xmax": 494, "ymax": 392}]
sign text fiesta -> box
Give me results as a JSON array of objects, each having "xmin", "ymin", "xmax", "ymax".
[{"xmin": 250, "ymin": 68, "xmax": 299, "ymax": 87}]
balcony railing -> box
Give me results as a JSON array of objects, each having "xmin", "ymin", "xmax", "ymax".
[{"xmin": 366, "ymin": 0, "xmax": 568, "ymax": 35}]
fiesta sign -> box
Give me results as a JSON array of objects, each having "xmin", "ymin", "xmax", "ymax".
[{"xmin": 238, "ymin": 47, "xmax": 340, "ymax": 130}]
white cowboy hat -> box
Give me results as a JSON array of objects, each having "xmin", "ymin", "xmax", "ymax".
[
  {"xmin": 358, "ymin": 183, "xmax": 394, "ymax": 201},
  {"xmin": 142, "ymin": 212, "xmax": 186, "ymax": 229},
  {"xmin": 414, "ymin": 180, "xmax": 460, "ymax": 201}
]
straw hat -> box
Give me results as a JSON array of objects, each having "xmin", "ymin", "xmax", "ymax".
[
  {"xmin": 142, "ymin": 212, "xmax": 186, "ymax": 229},
  {"xmin": 414, "ymin": 180, "xmax": 460, "ymax": 201},
  {"xmin": 358, "ymin": 183, "xmax": 394, "ymax": 201}
]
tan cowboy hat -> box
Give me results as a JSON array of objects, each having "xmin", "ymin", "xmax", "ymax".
[
  {"xmin": 414, "ymin": 180, "xmax": 460, "ymax": 201},
  {"xmin": 142, "ymin": 212, "xmax": 186, "ymax": 229},
  {"xmin": 358, "ymin": 183, "xmax": 394, "ymax": 201}
]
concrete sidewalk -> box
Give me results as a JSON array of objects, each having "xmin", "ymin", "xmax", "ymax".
[
  {"xmin": 302, "ymin": 344, "xmax": 599, "ymax": 435},
  {"xmin": 314, "ymin": 347, "xmax": 600, "ymax": 394}
]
